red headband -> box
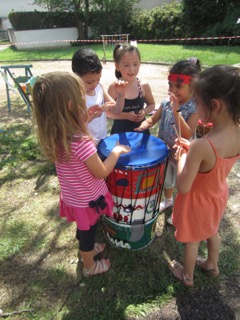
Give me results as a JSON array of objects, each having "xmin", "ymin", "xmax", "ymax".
[{"xmin": 168, "ymin": 73, "xmax": 192, "ymax": 84}]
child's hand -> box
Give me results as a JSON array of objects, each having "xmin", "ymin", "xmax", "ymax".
[
  {"xmin": 134, "ymin": 119, "xmax": 151, "ymax": 131},
  {"xmin": 125, "ymin": 111, "xmax": 143, "ymax": 122},
  {"xmin": 135, "ymin": 109, "xmax": 145, "ymax": 122},
  {"xmin": 169, "ymin": 92, "xmax": 179, "ymax": 112},
  {"xmin": 101, "ymin": 101, "xmax": 116, "ymax": 111},
  {"xmin": 88, "ymin": 105, "xmax": 103, "ymax": 122},
  {"xmin": 113, "ymin": 80, "xmax": 128, "ymax": 97},
  {"xmin": 113, "ymin": 141, "xmax": 131, "ymax": 155},
  {"xmin": 173, "ymin": 137, "xmax": 189, "ymax": 161}
]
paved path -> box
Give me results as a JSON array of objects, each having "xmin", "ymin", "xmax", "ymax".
[{"xmin": 0, "ymin": 60, "xmax": 170, "ymax": 114}]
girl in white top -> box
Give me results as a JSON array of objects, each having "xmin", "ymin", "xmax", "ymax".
[{"xmin": 72, "ymin": 47, "xmax": 127, "ymax": 144}]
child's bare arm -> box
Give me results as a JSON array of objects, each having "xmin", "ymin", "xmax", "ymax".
[
  {"xmin": 175, "ymin": 139, "xmax": 204, "ymax": 193},
  {"xmin": 135, "ymin": 105, "xmax": 162, "ymax": 131},
  {"xmin": 85, "ymin": 143, "xmax": 131, "ymax": 179},
  {"xmin": 142, "ymin": 82, "xmax": 155, "ymax": 115}
]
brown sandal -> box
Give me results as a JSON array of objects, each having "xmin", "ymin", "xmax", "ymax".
[
  {"xmin": 196, "ymin": 256, "xmax": 219, "ymax": 277},
  {"xmin": 169, "ymin": 260, "xmax": 194, "ymax": 287},
  {"xmin": 83, "ymin": 259, "xmax": 110, "ymax": 277}
]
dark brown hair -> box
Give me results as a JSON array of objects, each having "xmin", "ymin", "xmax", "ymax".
[
  {"xmin": 113, "ymin": 43, "xmax": 141, "ymax": 79},
  {"xmin": 193, "ymin": 64, "xmax": 240, "ymax": 125}
]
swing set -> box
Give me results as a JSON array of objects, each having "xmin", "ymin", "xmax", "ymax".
[{"xmin": 100, "ymin": 34, "xmax": 130, "ymax": 60}]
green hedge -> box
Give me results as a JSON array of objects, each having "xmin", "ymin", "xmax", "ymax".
[
  {"xmin": 8, "ymin": 11, "xmax": 80, "ymax": 30},
  {"xmin": 128, "ymin": 2, "xmax": 240, "ymax": 45}
]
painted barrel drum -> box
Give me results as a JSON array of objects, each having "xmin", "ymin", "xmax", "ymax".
[{"xmin": 98, "ymin": 132, "xmax": 169, "ymax": 250}]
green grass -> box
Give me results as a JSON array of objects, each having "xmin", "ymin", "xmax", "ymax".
[
  {"xmin": 0, "ymin": 49, "xmax": 240, "ymax": 318},
  {"xmin": 0, "ymin": 43, "xmax": 240, "ymax": 66},
  {"xmin": 0, "ymin": 103, "xmax": 240, "ymax": 319}
]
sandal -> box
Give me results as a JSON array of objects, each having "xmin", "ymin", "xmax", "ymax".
[
  {"xmin": 196, "ymin": 256, "xmax": 219, "ymax": 277},
  {"xmin": 169, "ymin": 260, "xmax": 194, "ymax": 287},
  {"xmin": 80, "ymin": 243, "xmax": 106, "ymax": 263},
  {"xmin": 94, "ymin": 243, "xmax": 106, "ymax": 256},
  {"xmin": 83, "ymin": 259, "xmax": 110, "ymax": 277}
]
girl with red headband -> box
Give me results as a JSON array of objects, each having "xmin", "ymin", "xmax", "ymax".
[{"xmin": 135, "ymin": 58, "xmax": 201, "ymax": 224}]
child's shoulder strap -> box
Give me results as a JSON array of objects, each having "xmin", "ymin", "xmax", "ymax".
[
  {"xmin": 136, "ymin": 77, "xmax": 144, "ymax": 98},
  {"xmin": 203, "ymin": 136, "xmax": 218, "ymax": 158}
]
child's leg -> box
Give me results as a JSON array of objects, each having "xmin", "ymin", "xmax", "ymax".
[
  {"xmin": 160, "ymin": 162, "xmax": 176, "ymax": 213},
  {"xmin": 78, "ymin": 222, "xmax": 99, "ymax": 269},
  {"xmin": 164, "ymin": 187, "xmax": 174, "ymax": 199},
  {"xmin": 169, "ymin": 241, "xmax": 200, "ymax": 286},
  {"xmin": 207, "ymin": 233, "xmax": 220, "ymax": 270},
  {"xmin": 183, "ymin": 242, "xmax": 200, "ymax": 281},
  {"xmin": 196, "ymin": 233, "xmax": 220, "ymax": 276},
  {"xmin": 77, "ymin": 222, "xmax": 110, "ymax": 276}
]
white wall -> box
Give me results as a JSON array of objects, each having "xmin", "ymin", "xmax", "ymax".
[
  {"xmin": 135, "ymin": 0, "xmax": 179, "ymax": 10},
  {"xmin": 7, "ymin": 27, "xmax": 78, "ymax": 50}
]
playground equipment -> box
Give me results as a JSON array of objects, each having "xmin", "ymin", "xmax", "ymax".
[{"xmin": 100, "ymin": 34, "xmax": 130, "ymax": 60}]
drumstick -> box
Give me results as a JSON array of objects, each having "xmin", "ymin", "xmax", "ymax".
[
  {"xmin": 177, "ymin": 110, "xmax": 182, "ymax": 138},
  {"xmin": 170, "ymin": 122, "xmax": 180, "ymax": 140}
]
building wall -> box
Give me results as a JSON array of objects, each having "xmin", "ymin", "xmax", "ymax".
[{"xmin": 135, "ymin": 0, "xmax": 179, "ymax": 10}]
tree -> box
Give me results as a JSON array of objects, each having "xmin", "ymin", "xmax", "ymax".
[
  {"xmin": 33, "ymin": 0, "xmax": 139, "ymax": 39},
  {"xmin": 182, "ymin": 0, "xmax": 228, "ymax": 35},
  {"xmin": 33, "ymin": 0, "xmax": 86, "ymax": 39},
  {"xmin": 90, "ymin": 0, "xmax": 139, "ymax": 36}
]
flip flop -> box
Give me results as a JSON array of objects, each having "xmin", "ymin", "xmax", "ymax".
[
  {"xmin": 169, "ymin": 260, "xmax": 194, "ymax": 287},
  {"xmin": 83, "ymin": 258, "xmax": 110, "ymax": 277},
  {"xmin": 196, "ymin": 256, "xmax": 219, "ymax": 277}
]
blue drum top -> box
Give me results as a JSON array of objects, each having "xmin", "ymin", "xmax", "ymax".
[{"xmin": 98, "ymin": 132, "xmax": 169, "ymax": 168}]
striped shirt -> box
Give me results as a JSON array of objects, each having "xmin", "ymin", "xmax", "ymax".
[{"xmin": 55, "ymin": 137, "xmax": 108, "ymax": 208}]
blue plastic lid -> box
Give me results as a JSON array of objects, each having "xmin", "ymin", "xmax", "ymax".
[{"xmin": 98, "ymin": 132, "xmax": 169, "ymax": 169}]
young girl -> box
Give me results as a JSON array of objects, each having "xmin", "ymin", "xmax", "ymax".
[
  {"xmin": 169, "ymin": 64, "xmax": 240, "ymax": 286},
  {"xmin": 107, "ymin": 43, "xmax": 155, "ymax": 134},
  {"xmin": 72, "ymin": 47, "xmax": 127, "ymax": 145},
  {"xmin": 135, "ymin": 58, "xmax": 201, "ymax": 224},
  {"xmin": 32, "ymin": 71, "xmax": 131, "ymax": 277}
]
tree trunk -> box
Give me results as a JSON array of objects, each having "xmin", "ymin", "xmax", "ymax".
[{"xmin": 84, "ymin": 0, "xmax": 89, "ymax": 39}]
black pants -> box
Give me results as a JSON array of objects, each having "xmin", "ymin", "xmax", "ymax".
[{"xmin": 76, "ymin": 221, "xmax": 98, "ymax": 251}]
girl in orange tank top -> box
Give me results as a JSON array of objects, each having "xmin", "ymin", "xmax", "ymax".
[{"xmin": 168, "ymin": 65, "xmax": 240, "ymax": 287}]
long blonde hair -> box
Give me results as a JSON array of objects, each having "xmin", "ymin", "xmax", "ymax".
[{"xmin": 32, "ymin": 71, "xmax": 89, "ymax": 163}]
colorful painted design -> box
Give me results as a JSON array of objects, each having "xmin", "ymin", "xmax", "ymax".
[
  {"xmin": 98, "ymin": 132, "xmax": 169, "ymax": 250},
  {"xmin": 102, "ymin": 214, "xmax": 158, "ymax": 250}
]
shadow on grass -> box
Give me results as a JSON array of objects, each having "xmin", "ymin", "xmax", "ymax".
[
  {"xmin": 0, "ymin": 102, "xmax": 239, "ymax": 319},
  {"xmin": 0, "ymin": 173, "xmax": 239, "ymax": 320}
]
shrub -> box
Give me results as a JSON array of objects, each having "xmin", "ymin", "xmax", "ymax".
[{"xmin": 8, "ymin": 11, "xmax": 79, "ymax": 30}]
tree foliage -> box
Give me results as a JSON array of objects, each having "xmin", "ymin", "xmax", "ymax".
[
  {"xmin": 129, "ymin": 2, "xmax": 186, "ymax": 40},
  {"xmin": 33, "ymin": 0, "xmax": 82, "ymax": 12},
  {"xmin": 182, "ymin": 0, "xmax": 229, "ymax": 35},
  {"xmin": 90, "ymin": 0, "xmax": 139, "ymax": 37},
  {"xmin": 33, "ymin": 0, "xmax": 139, "ymax": 38}
]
